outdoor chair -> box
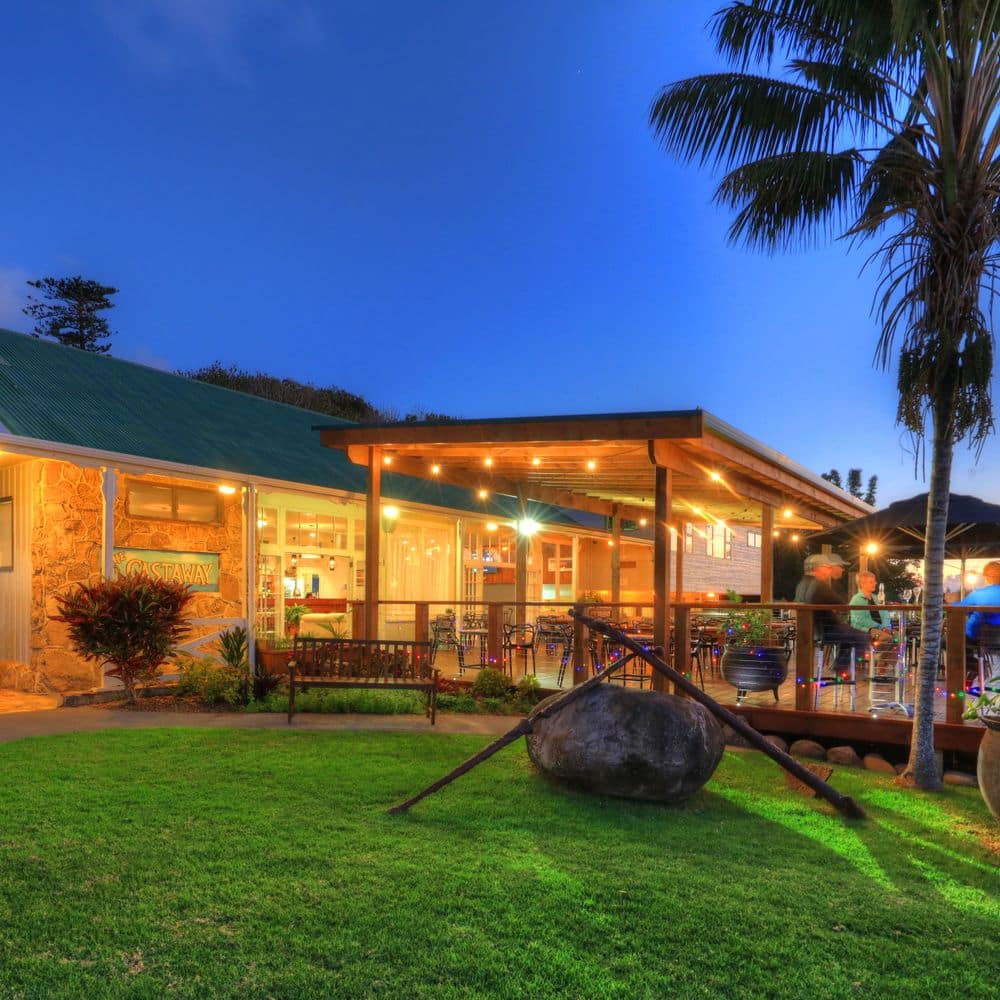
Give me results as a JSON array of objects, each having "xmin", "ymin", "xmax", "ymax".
[
  {"xmin": 504, "ymin": 624, "xmax": 536, "ymax": 677},
  {"xmin": 972, "ymin": 624, "xmax": 1000, "ymax": 696}
]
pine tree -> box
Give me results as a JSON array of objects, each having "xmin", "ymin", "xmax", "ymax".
[{"xmin": 24, "ymin": 276, "xmax": 118, "ymax": 353}]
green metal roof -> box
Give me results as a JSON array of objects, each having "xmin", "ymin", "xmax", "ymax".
[{"xmin": 0, "ymin": 328, "xmax": 588, "ymax": 528}]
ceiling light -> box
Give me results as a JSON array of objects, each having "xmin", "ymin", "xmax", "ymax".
[
  {"xmin": 531, "ymin": 457, "xmax": 541, "ymax": 466},
  {"xmin": 517, "ymin": 518, "xmax": 540, "ymax": 536},
  {"xmin": 218, "ymin": 484, "xmax": 237, "ymax": 495},
  {"xmin": 478, "ymin": 489, "xmax": 488, "ymax": 500},
  {"xmin": 791, "ymin": 533, "xmax": 799, "ymax": 542},
  {"xmin": 383, "ymin": 455, "xmax": 392, "ymax": 466},
  {"xmin": 709, "ymin": 471, "xmax": 721, "ymax": 482},
  {"xmin": 607, "ymin": 539, "xmax": 614, "ymax": 547},
  {"xmin": 864, "ymin": 542, "xmax": 879, "ymax": 555},
  {"xmin": 586, "ymin": 459, "xmax": 597, "ymax": 471},
  {"xmin": 485, "ymin": 521, "xmax": 498, "ymax": 532},
  {"xmin": 783, "ymin": 507, "xmax": 793, "ymax": 519},
  {"xmin": 484, "ymin": 457, "xmax": 493, "ymax": 467},
  {"xmin": 431, "ymin": 464, "xmax": 440, "ymax": 475},
  {"xmin": 639, "ymin": 517, "xmax": 648, "ymax": 527},
  {"xmin": 328, "ymin": 556, "xmax": 337, "ymax": 571}
]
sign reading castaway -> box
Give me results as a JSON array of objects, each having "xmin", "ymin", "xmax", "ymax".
[{"xmin": 113, "ymin": 548, "xmax": 220, "ymax": 592}]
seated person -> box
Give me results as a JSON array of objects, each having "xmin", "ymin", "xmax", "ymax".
[
  {"xmin": 850, "ymin": 571, "xmax": 891, "ymax": 640},
  {"xmin": 797, "ymin": 553, "xmax": 870, "ymax": 652},
  {"xmin": 957, "ymin": 561, "xmax": 1000, "ymax": 643}
]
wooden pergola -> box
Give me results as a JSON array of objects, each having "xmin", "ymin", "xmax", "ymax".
[{"xmin": 317, "ymin": 408, "xmax": 872, "ymax": 656}]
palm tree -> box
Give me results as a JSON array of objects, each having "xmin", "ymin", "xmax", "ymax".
[{"xmin": 650, "ymin": 0, "xmax": 999, "ymax": 788}]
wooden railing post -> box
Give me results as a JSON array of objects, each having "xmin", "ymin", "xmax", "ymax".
[
  {"xmin": 415, "ymin": 602, "xmax": 429, "ymax": 646},
  {"xmin": 795, "ymin": 607, "xmax": 814, "ymax": 712},
  {"xmin": 352, "ymin": 601, "xmax": 366, "ymax": 641},
  {"xmin": 573, "ymin": 612, "xmax": 586, "ymax": 685},
  {"xmin": 673, "ymin": 605, "xmax": 690, "ymax": 696},
  {"xmin": 945, "ymin": 606, "xmax": 966, "ymax": 725},
  {"xmin": 487, "ymin": 603, "xmax": 503, "ymax": 671}
]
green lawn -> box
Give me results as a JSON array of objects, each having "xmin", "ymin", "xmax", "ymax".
[{"xmin": 0, "ymin": 730, "xmax": 996, "ymax": 999}]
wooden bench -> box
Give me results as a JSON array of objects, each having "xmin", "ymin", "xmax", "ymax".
[{"xmin": 287, "ymin": 637, "xmax": 439, "ymax": 724}]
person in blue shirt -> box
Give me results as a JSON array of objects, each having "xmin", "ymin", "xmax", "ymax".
[{"xmin": 958, "ymin": 561, "xmax": 1000, "ymax": 641}]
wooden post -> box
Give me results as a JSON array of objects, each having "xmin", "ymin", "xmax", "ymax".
[
  {"xmin": 573, "ymin": 612, "xmax": 586, "ymax": 685},
  {"xmin": 415, "ymin": 602, "xmax": 430, "ymax": 647},
  {"xmin": 945, "ymin": 606, "xmax": 966, "ymax": 725},
  {"xmin": 365, "ymin": 447, "xmax": 382, "ymax": 641},
  {"xmin": 795, "ymin": 606, "xmax": 815, "ymax": 711},
  {"xmin": 674, "ymin": 519, "xmax": 684, "ymax": 603},
  {"xmin": 100, "ymin": 467, "xmax": 117, "ymax": 578},
  {"xmin": 515, "ymin": 533, "xmax": 528, "ymax": 624},
  {"xmin": 760, "ymin": 505, "xmax": 774, "ymax": 603},
  {"xmin": 652, "ymin": 465, "xmax": 672, "ymax": 693},
  {"xmin": 352, "ymin": 602, "xmax": 365, "ymax": 641},
  {"xmin": 610, "ymin": 504, "xmax": 621, "ymax": 609},
  {"xmin": 487, "ymin": 602, "xmax": 503, "ymax": 671},
  {"xmin": 674, "ymin": 604, "xmax": 690, "ymax": 694}
]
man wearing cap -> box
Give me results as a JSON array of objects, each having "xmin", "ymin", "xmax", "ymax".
[{"xmin": 795, "ymin": 552, "xmax": 869, "ymax": 650}]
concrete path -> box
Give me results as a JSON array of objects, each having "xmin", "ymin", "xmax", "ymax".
[
  {"xmin": 0, "ymin": 707, "xmax": 518, "ymax": 745},
  {"xmin": 0, "ymin": 690, "xmax": 62, "ymax": 714}
]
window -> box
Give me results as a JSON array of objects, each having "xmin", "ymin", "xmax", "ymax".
[
  {"xmin": 126, "ymin": 481, "xmax": 221, "ymax": 524},
  {"xmin": 706, "ymin": 525, "xmax": 733, "ymax": 559},
  {"xmin": 684, "ymin": 523, "xmax": 698, "ymax": 554},
  {"xmin": 747, "ymin": 529, "xmax": 762, "ymax": 549}
]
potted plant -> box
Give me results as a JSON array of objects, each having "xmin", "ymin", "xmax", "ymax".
[
  {"xmin": 284, "ymin": 602, "xmax": 310, "ymax": 637},
  {"xmin": 719, "ymin": 592, "xmax": 788, "ymax": 704},
  {"xmin": 964, "ymin": 683, "xmax": 1000, "ymax": 818}
]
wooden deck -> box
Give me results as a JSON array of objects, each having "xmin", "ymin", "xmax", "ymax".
[{"xmin": 431, "ymin": 644, "xmax": 985, "ymax": 754}]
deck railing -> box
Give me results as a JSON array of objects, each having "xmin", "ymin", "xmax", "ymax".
[{"xmin": 340, "ymin": 598, "xmax": 997, "ymax": 746}]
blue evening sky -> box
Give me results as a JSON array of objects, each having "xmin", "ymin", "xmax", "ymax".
[{"xmin": 1, "ymin": 1, "xmax": 997, "ymax": 506}]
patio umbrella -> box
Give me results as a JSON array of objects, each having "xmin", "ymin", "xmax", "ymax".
[{"xmin": 808, "ymin": 493, "xmax": 1000, "ymax": 560}]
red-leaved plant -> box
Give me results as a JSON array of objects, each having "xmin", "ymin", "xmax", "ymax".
[{"xmin": 54, "ymin": 577, "xmax": 192, "ymax": 702}]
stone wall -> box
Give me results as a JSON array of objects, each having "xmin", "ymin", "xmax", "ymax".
[
  {"xmin": 30, "ymin": 461, "xmax": 104, "ymax": 692},
  {"xmin": 25, "ymin": 463, "xmax": 245, "ymax": 693}
]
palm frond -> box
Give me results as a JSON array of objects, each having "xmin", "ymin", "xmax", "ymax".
[
  {"xmin": 649, "ymin": 73, "xmax": 845, "ymax": 170},
  {"xmin": 715, "ymin": 150, "xmax": 861, "ymax": 250}
]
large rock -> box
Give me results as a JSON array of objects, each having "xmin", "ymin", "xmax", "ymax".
[
  {"xmin": 789, "ymin": 739, "xmax": 826, "ymax": 760},
  {"xmin": 526, "ymin": 685, "xmax": 724, "ymax": 803},
  {"xmin": 826, "ymin": 746, "xmax": 862, "ymax": 768}
]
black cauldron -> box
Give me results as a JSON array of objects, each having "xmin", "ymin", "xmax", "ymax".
[{"xmin": 720, "ymin": 645, "xmax": 789, "ymax": 703}]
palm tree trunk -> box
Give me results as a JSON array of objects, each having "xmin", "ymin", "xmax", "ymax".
[{"xmin": 899, "ymin": 400, "xmax": 953, "ymax": 789}]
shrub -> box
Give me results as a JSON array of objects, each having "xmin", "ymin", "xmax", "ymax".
[
  {"xmin": 250, "ymin": 689, "xmax": 424, "ymax": 715},
  {"xmin": 472, "ymin": 667, "xmax": 510, "ymax": 699},
  {"xmin": 515, "ymin": 673, "xmax": 542, "ymax": 705},
  {"xmin": 53, "ymin": 576, "xmax": 192, "ymax": 703},
  {"xmin": 176, "ymin": 656, "xmax": 241, "ymax": 706},
  {"xmin": 435, "ymin": 693, "xmax": 478, "ymax": 713},
  {"xmin": 218, "ymin": 626, "xmax": 250, "ymax": 704}
]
